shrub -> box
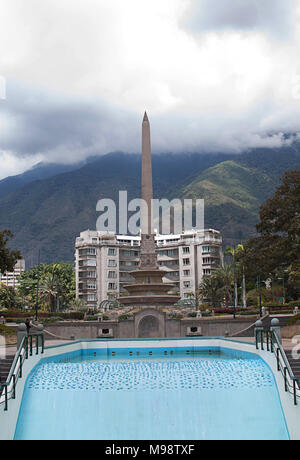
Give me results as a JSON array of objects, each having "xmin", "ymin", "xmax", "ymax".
[
  {"xmin": 0, "ymin": 310, "xmax": 85, "ymax": 320},
  {"xmin": 85, "ymin": 315, "xmax": 99, "ymax": 321},
  {"xmin": 287, "ymin": 301, "xmax": 300, "ymax": 307},
  {"xmin": 118, "ymin": 314, "xmax": 133, "ymax": 321}
]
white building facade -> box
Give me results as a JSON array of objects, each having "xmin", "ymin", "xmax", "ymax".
[
  {"xmin": 75, "ymin": 229, "xmax": 223, "ymax": 309},
  {"xmin": 0, "ymin": 259, "xmax": 25, "ymax": 288}
]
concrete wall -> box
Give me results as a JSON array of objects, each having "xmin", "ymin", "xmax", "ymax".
[
  {"xmin": 41, "ymin": 316, "xmax": 257, "ymax": 340},
  {"xmin": 281, "ymin": 325, "xmax": 300, "ymax": 339}
]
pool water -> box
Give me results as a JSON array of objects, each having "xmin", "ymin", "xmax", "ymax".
[{"xmin": 14, "ymin": 347, "xmax": 289, "ymax": 440}]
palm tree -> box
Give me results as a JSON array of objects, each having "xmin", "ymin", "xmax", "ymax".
[
  {"xmin": 236, "ymin": 244, "xmax": 247, "ymax": 309},
  {"xmin": 213, "ymin": 264, "xmax": 234, "ymax": 308},
  {"xmin": 198, "ymin": 275, "xmax": 220, "ymax": 308},
  {"xmin": 225, "ymin": 246, "xmax": 238, "ymax": 312},
  {"xmin": 39, "ymin": 273, "xmax": 61, "ymax": 312},
  {"xmin": 69, "ymin": 298, "xmax": 88, "ymax": 311}
]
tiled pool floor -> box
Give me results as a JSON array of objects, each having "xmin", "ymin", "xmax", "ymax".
[{"xmin": 14, "ymin": 349, "xmax": 290, "ymax": 440}]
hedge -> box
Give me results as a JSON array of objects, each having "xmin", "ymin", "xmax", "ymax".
[{"xmin": 0, "ymin": 310, "xmax": 85, "ymax": 320}]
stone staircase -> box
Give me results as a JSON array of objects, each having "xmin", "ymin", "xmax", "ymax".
[
  {"xmin": 284, "ymin": 350, "xmax": 300, "ymax": 388},
  {"xmin": 0, "ymin": 354, "xmax": 15, "ymax": 385}
]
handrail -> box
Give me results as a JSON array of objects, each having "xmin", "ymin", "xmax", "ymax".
[
  {"xmin": 0, "ymin": 333, "xmax": 44, "ymax": 411},
  {"xmin": 5, "ymin": 335, "xmax": 27, "ymax": 385},
  {"xmin": 230, "ymin": 314, "xmax": 269, "ymax": 338},
  {"xmin": 255, "ymin": 328, "xmax": 300, "ymax": 405}
]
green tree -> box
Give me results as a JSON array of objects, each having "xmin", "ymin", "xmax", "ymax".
[
  {"xmin": 198, "ymin": 275, "xmax": 221, "ymax": 308},
  {"xmin": 39, "ymin": 273, "xmax": 61, "ymax": 312},
  {"xmin": 225, "ymin": 246, "xmax": 238, "ymax": 310},
  {"xmin": 0, "ymin": 283, "xmax": 21, "ymax": 310},
  {"xmin": 198, "ymin": 264, "xmax": 234, "ymax": 308},
  {"xmin": 69, "ymin": 298, "xmax": 88, "ymax": 311},
  {"xmin": 213, "ymin": 264, "xmax": 234, "ymax": 307},
  {"xmin": 0, "ymin": 230, "xmax": 21, "ymax": 274},
  {"xmin": 243, "ymin": 171, "xmax": 300, "ymax": 280},
  {"xmin": 18, "ymin": 262, "xmax": 75, "ymax": 311},
  {"xmin": 235, "ymin": 243, "xmax": 247, "ymax": 308},
  {"xmin": 287, "ymin": 261, "xmax": 300, "ymax": 299}
]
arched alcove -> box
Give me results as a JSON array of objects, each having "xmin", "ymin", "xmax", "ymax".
[{"xmin": 138, "ymin": 315, "xmax": 159, "ymax": 338}]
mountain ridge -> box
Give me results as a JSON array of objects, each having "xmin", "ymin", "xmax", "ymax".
[{"xmin": 0, "ymin": 148, "xmax": 299, "ymax": 265}]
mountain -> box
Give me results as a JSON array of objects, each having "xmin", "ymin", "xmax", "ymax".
[
  {"xmin": 0, "ymin": 147, "xmax": 299, "ymax": 265},
  {"xmin": 0, "ymin": 151, "xmax": 233, "ymax": 265},
  {"xmin": 0, "ymin": 160, "xmax": 89, "ymax": 198},
  {"xmin": 178, "ymin": 147, "xmax": 300, "ymax": 245}
]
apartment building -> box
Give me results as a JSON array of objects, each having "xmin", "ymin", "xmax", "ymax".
[
  {"xmin": 0, "ymin": 259, "xmax": 25, "ymax": 288},
  {"xmin": 75, "ymin": 229, "xmax": 223, "ymax": 309}
]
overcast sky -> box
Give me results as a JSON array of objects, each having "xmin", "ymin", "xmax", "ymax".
[{"xmin": 1, "ymin": 0, "xmax": 300, "ymax": 179}]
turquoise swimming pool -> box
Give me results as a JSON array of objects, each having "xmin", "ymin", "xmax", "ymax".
[{"xmin": 14, "ymin": 346, "xmax": 289, "ymax": 440}]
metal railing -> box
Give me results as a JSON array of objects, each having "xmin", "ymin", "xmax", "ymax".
[
  {"xmin": 255, "ymin": 329, "xmax": 300, "ymax": 405},
  {"xmin": 0, "ymin": 333, "xmax": 44, "ymax": 411}
]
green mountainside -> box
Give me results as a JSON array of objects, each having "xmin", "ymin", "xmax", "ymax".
[
  {"xmin": 178, "ymin": 160, "xmax": 278, "ymax": 244},
  {"xmin": 0, "ymin": 148, "xmax": 299, "ymax": 264},
  {"xmin": 178, "ymin": 146, "xmax": 300, "ymax": 245}
]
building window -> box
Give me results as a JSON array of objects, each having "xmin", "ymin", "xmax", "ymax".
[
  {"xmin": 80, "ymin": 259, "xmax": 96, "ymax": 267},
  {"xmin": 159, "ymin": 249, "xmax": 177, "ymax": 257},
  {"xmin": 79, "ymin": 247, "xmax": 96, "ymax": 255},
  {"xmin": 108, "ymin": 271, "xmax": 117, "ymax": 279},
  {"xmin": 203, "ymin": 257, "xmax": 210, "ymax": 265},
  {"xmin": 120, "ymin": 261, "xmax": 138, "ymax": 267},
  {"xmin": 183, "ymin": 258, "xmax": 190, "ymax": 265},
  {"xmin": 87, "ymin": 283, "xmax": 96, "ymax": 290},
  {"xmin": 108, "ymin": 248, "xmax": 116, "ymax": 256},
  {"xmin": 108, "ymin": 283, "xmax": 117, "ymax": 290},
  {"xmin": 184, "ymin": 281, "xmax": 191, "ymax": 288},
  {"xmin": 183, "ymin": 247, "xmax": 190, "ymax": 254},
  {"xmin": 108, "ymin": 260, "xmax": 117, "ymax": 267},
  {"xmin": 202, "ymin": 246, "xmax": 210, "ymax": 253},
  {"xmin": 183, "ymin": 270, "xmax": 190, "ymax": 276},
  {"xmin": 87, "ymin": 271, "xmax": 96, "ymax": 278},
  {"xmin": 87, "ymin": 294, "xmax": 97, "ymax": 301},
  {"xmin": 203, "ymin": 269, "xmax": 211, "ymax": 275}
]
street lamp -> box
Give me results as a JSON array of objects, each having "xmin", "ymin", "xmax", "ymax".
[
  {"xmin": 35, "ymin": 250, "xmax": 41, "ymax": 322},
  {"xmin": 257, "ymin": 275, "xmax": 262, "ymax": 317},
  {"xmin": 277, "ymin": 277, "xmax": 285, "ymax": 305}
]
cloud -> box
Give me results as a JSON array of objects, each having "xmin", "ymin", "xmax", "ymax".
[
  {"xmin": 183, "ymin": 0, "xmax": 297, "ymax": 40},
  {"xmin": 0, "ymin": 81, "xmax": 142, "ymax": 165},
  {"xmin": 0, "ymin": 0, "xmax": 300, "ymax": 179}
]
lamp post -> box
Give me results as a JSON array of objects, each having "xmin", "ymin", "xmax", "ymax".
[
  {"xmin": 35, "ymin": 250, "xmax": 40, "ymax": 322},
  {"xmin": 257, "ymin": 275, "xmax": 262, "ymax": 317},
  {"xmin": 233, "ymin": 259, "xmax": 237, "ymax": 320},
  {"xmin": 277, "ymin": 277, "xmax": 285, "ymax": 305}
]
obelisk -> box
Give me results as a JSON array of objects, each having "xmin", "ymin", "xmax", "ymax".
[
  {"xmin": 139, "ymin": 112, "xmax": 158, "ymax": 270},
  {"xmin": 120, "ymin": 112, "xmax": 180, "ymax": 307}
]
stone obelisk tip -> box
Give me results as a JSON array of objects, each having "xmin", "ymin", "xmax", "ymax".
[{"xmin": 143, "ymin": 111, "xmax": 149, "ymax": 122}]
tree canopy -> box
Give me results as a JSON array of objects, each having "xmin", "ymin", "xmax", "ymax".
[
  {"xmin": 18, "ymin": 261, "xmax": 75, "ymax": 311},
  {"xmin": 0, "ymin": 230, "xmax": 21, "ymax": 274},
  {"xmin": 239, "ymin": 170, "xmax": 300, "ymax": 280}
]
